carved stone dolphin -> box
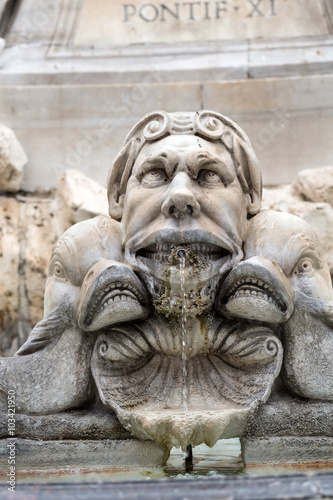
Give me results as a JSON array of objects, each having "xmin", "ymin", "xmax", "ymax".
[
  {"xmin": 220, "ymin": 209, "xmax": 333, "ymax": 400},
  {"xmin": 0, "ymin": 215, "xmax": 149, "ymax": 414}
]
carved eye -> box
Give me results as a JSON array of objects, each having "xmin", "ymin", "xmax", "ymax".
[
  {"xmin": 141, "ymin": 168, "xmax": 168, "ymax": 186},
  {"xmin": 197, "ymin": 169, "xmax": 223, "ymax": 185},
  {"xmin": 53, "ymin": 262, "xmax": 68, "ymax": 281},
  {"xmin": 293, "ymin": 258, "xmax": 314, "ymax": 275}
]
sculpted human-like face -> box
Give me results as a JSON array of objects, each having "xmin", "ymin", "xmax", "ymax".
[{"xmin": 121, "ymin": 134, "xmax": 249, "ymax": 315}]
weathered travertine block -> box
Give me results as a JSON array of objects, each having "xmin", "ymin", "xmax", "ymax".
[
  {"xmin": 292, "ymin": 166, "xmax": 333, "ymax": 205},
  {"xmin": 243, "ymin": 436, "xmax": 333, "ymax": 465},
  {"xmin": 0, "ymin": 406, "xmax": 130, "ymax": 440},
  {"xmin": 0, "ymin": 124, "xmax": 27, "ymax": 193},
  {"xmin": 0, "ymin": 193, "xmax": 62, "ymax": 356},
  {"xmin": 57, "ymin": 168, "xmax": 109, "ymax": 227}
]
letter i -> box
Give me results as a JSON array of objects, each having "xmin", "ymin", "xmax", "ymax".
[
  {"xmin": 204, "ymin": 2, "xmax": 210, "ymax": 19},
  {"xmin": 269, "ymin": 0, "xmax": 276, "ymax": 16}
]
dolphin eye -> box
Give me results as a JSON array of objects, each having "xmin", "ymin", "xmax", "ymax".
[
  {"xmin": 53, "ymin": 262, "xmax": 68, "ymax": 281},
  {"xmin": 293, "ymin": 258, "xmax": 314, "ymax": 275}
]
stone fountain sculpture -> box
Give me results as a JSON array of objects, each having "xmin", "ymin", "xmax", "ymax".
[{"xmin": 1, "ymin": 110, "xmax": 333, "ymax": 464}]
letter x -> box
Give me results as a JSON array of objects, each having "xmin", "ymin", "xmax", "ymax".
[{"xmin": 247, "ymin": 0, "xmax": 264, "ymax": 17}]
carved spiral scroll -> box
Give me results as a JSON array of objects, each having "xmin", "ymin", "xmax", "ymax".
[
  {"xmin": 218, "ymin": 327, "xmax": 282, "ymax": 368},
  {"xmin": 196, "ymin": 111, "xmax": 225, "ymax": 139},
  {"xmin": 99, "ymin": 340, "xmax": 109, "ymax": 357},
  {"xmin": 143, "ymin": 112, "xmax": 168, "ymax": 141},
  {"xmin": 265, "ymin": 338, "xmax": 279, "ymax": 357}
]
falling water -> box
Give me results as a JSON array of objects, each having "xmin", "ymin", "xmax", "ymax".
[
  {"xmin": 177, "ymin": 249, "xmax": 192, "ymax": 466},
  {"xmin": 178, "ymin": 249, "xmax": 188, "ymax": 417}
]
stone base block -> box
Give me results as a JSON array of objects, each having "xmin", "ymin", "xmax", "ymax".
[
  {"xmin": 242, "ymin": 436, "xmax": 333, "ymax": 465},
  {"xmin": 0, "ymin": 407, "xmax": 131, "ymax": 441},
  {"xmin": 245, "ymin": 393, "xmax": 333, "ymax": 438},
  {"xmin": 0, "ymin": 438, "xmax": 168, "ymax": 471}
]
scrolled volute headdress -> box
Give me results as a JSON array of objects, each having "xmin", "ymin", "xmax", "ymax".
[{"xmin": 108, "ymin": 110, "xmax": 262, "ymax": 220}]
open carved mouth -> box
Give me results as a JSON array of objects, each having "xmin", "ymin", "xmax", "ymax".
[
  {"xmin": 78, "ymin": 261, "xmax": 149, "ymax": 332},
  {"xmin": 85, "ymin": 282, "xmax": 146, "ymax": 326},
  {"xmin": 217, "ymin": 256, "xmax": 294, "ymax": 323},
  {"xmin": 223, "ymin": 277, "xmax": 287, "ymax": 312},
  {"xmin": 137, "ymin": 242, "xmax": 230, "ymax": 265}
]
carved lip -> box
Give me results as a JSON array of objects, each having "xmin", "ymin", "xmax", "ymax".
[
  {"xmin": 78, "ymin": 262, "xmax": 149, "ymax": 331},
  {"xmin": 132, "ymin": 229, "xmax": 232, "ymax": 267},
  {"xmin": 217, "ymin": 256, "xmax": 294, "ymax": 323},
  {"xmin": 86, "ymin": 283, "xmax": 144, "ymax": 323},
  {"xmin": 137, "ymin": 242, "xmax": 230, "ymax": 264},
  {"xmin": 225, "ymin": 278, "xmax": 285, "ymax": 310}
]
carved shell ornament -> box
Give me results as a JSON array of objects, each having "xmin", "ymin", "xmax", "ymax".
[{"xmin": 91, "ymin": 314, "xmax": 282, "ymax": 450}]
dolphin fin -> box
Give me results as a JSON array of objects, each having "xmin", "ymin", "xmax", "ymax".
[{"xmin": 15, "ymin": 306, "xmax": 71, "ymax": 356}]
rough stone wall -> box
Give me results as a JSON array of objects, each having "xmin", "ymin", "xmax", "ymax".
[{"xmin": 0, "ymin": 192, "xmax": 59, "ymax": 355}]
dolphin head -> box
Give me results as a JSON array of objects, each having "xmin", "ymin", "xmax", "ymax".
[
  {"xmin": 217, "ymin": 209, "xmax": 333, "ymax": 325},
  {"xmin": 46, "ymin": 214, "xmax": 150, "ymax": 332},
  {"xmin": 44, "ymin": 215, "xmax": 123, "ymax": 318},
  {"xmin": 245, "ymin": 210, "xmax": 333, "ymax": 315},
  {"xmin": 77, "ymin": 259, "xmax": 150, "ymax": 331}
]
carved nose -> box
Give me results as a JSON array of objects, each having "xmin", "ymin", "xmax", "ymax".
[{"xmin": 161, "ymin": 173, "xmax": 200, "ymax": 218}]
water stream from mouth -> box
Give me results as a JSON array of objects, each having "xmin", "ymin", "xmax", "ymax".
[
  {"xmin": 179, "ymin": 253, "xmax": 188, "ymax": 416},
  {"xmin": 178, "ymin": 249, "xmax": 192, "ymax": 466}
]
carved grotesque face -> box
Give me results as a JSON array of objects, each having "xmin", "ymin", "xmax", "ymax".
[{"xmin": 121, "ymin": 134, "xmax": 249, "ymax": 315}]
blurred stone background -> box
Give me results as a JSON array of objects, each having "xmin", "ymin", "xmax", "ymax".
[{"xmin": 0, "ymin": 0, "xmax": 332, "ymax": 354}]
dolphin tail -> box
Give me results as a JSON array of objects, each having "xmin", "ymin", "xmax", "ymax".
[{"xmin": 322, "ymin": 312, "xmax": 333, "ymax": 329}]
